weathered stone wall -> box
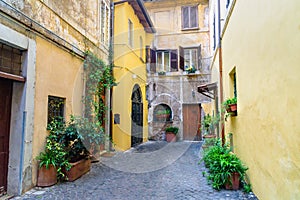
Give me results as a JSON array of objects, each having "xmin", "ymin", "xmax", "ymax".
[
  {"xmin": 0, "ymin": 0, "xmax": 110, "ymax": 59},
  {"xmin": 148, "ymin": 74, "xmax": 211, "ymax": 139}
]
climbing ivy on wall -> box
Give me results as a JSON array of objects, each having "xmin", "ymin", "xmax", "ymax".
[{"xmin": 83, "ymin": 51, "xmax": 115, "ymax": 121}]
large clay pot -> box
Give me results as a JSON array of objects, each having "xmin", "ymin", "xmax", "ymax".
[
  {"xmin": 225, "ymin": 172, "xmax": 240, "ymax": 190},
  {"xmin": 64, "ymin": 158, "xmax": 91, "ymax": 182},
  {"xmin": 37, "ymin": 164, "xmax": 57, "ymax": 187},
  {"xmin": 166, "ymin": 132, "xmax": 177, "ymax": 142}
]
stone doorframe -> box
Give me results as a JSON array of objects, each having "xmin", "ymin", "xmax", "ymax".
[{"xmin": 0, "ymin": 23, "xmax": 36, "ymax": 195}]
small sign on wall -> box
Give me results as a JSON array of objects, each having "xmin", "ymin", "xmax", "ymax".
[{"xmin": 114, "ymin": 114, "xmax": 120, "ymax": 124}]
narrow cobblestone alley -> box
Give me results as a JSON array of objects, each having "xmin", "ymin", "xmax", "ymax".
[{"xmin": 11, "ymin": 142, "xmax": 258, "ymax": 200}]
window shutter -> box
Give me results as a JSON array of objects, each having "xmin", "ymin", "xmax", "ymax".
[
  {"xmin": 197, "ymin": 44, "xmax": 202, "ymax": 70},
  {"xmin": 150, "ymin": 48, "xmax": 156, "ymax": 73},
  {"xmin": 190, "ymin": 6, "xmax": 198, "ymax": 28},
  {"xmin": 170, "ymin": 50, "xmax": 178, "ymax": 72},
  {"xmin": 182, "ymin": 7, "xmax": 189, "ymax": 29},
  {"xmin": 179, "ymin": 46, "xmax": 184, "ymax": 71}
]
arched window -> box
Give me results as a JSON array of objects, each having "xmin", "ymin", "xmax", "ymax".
[{"xmin": 154, "ymin": 104, "xmax": 172, "ymax": 122}]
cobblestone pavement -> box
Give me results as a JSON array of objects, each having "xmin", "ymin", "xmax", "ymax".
[{"xmin": 12, "ymin": 141, "xmax": 258, "ymax": 200}]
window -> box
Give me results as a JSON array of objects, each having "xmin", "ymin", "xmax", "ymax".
[
  {"xmin": 181, "ymin": 5, "xmax": 198, "ymax": 30},
  {"xmin": 179, "ymin": 45, "xmax": 201, "ymax": 71},
  {"xmin": 100, "ymin": 1, "xmax": 109, "ymax": 45},
  {"xmin": 47, "ymin": 96, "xmax": 65, "ymax": 124},
  {"xmin": 156, "ymin": 50, "xmax": 178, "ymax": 73},
  {"xmin": 156, "ymin": 51, "xmax": 170, "ymax": 72},
  {"xmin": 0, "ymin": 43, "xmax": 22, "ymax": 76},
  {"xmin": 128, "ymin": 20, "xmax": 133, "ymax": 47},
  {"xmin": 184, "ymin": 48, "xmax": 198, "ymax": 70}
]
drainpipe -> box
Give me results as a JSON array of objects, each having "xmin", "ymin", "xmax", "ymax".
[
  {"xmin": 217, "ymin": 0, "xmax": 225, "ymax": 145},
  {"xmin": 18, "ymin": 111, "xmax": 26, "ymax": 195},
  {"xmin": 109, "ymin": 1, "xmax": 114, "ymax": 151}
]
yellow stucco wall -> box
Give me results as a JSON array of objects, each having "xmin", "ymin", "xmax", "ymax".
[
  {"xmin": 113, "ymin": 2, "xmax": 151, "ymax": 150},
  {"xmin": 32, "ymin": 36, "xmax": 84, "ymax": 184},
  {"xmin": 212, "ymin": 1, "xmax": 300, "ymax": 199}
]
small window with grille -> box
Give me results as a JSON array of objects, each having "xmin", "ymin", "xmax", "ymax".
[{"xmin": 47, "ymin": 96, "xmax": 65, "ymax": 124}]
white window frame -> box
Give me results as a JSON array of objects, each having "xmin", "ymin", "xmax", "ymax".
[
  {"xmin": 156, "ymin": 51, "xmax": 171, "ymax": 72},
  {"xmin": 184, "ymin": 48, "xmax": 198, "ymax": 70},
  {"xmin": 100, "ymin": 0, "xmax": 110, "ymax": 46},
  {"xmin": 181, "ymin": 5, "xmax": 199, "ymax": 30}
]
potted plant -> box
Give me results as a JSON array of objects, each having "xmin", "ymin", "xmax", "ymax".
[
  {"xmin": 185, "ymin": 65, "xmax": 196, "ymax": 74},
  {"xmin": 155, "ymin": 109, "xmax": 171, "ymax": 121},
  {"xmin": 201, "ymin": 113, "xmax": 220, "ymax": 139},
  {"xmin": 223, "ymin": 97, "xmax": 237, "ymax": 115},
  {"xmin": 36, "ymin": 122, "xmax": 71, "ymax": 186},
  {"xmin": 71, "ymin": 116, "xmax": 107, "ymax": 162},
  {"xmin": 60, "ymin": 116, "xmax": 92, "ymax": 181},
  {"xmin": 36, "ymin": 146, "xmax": 58, "ymax": 187},
  {"xmin": 165, "ymin": 126, "xmax": 179, "ymax": 142},
  {"xmin": 201, "ymin": 140, "xmax": 248, "ymax": 190}
]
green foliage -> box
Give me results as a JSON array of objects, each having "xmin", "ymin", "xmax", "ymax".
[
  {"xmin": 70, "ymin": 115, "xmax": 108, "ymax": 148},
  {"xmin": 62, "ymin": 117, "xmax": 90, "ymax": 163},
  {"xmin": 38, "ymin": 118, "xmax": 71, "ymax": 180},
  {"xmin": 165, "ymin": 126, "xmax": 179, "ymax": 135},
  {"xmin": 201, "ymin": 113, "xmax": 220, "ymax": 135},
  {"xmin": 222, "ymin": 97, "xmax": 237, "ymax": 109},
  {"xmin": 243, "ymin": 182, "xmax": 252, "ymax": 193},
  {"xmin": 200, "ymin": 140, "xmax": 248, "ymax": 190},
  {"xmin": 83, "ymin": 51, "xmax": 116, "ymax": 121},
  {"xmin": 203, "ymin": 138, "xmax": 218, "ymax": 147},
  {"xmin": 156, "ymin": 109, "xmax": 171, "ymax": 115}
]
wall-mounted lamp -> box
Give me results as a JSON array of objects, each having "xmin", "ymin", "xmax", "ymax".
[{"xmin": 192, "ymin": 90, "xmax": 195, "ymax": 98}]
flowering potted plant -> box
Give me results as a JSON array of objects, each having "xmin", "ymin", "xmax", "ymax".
[{"xmin": 185, "ymin": 65, "xmax": 196, "ymax": 74}]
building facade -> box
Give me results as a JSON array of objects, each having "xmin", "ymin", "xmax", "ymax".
[
  {"xmin": 209, "ymin": 0, "xmax": 300, "ymax": 199},
  {"xmin": 112, "ymin": 0, "xmax": 155, "ymax": 150},
  {"xmin": 0, "ymin": 0, "xmax": 110, "ymax": 195},
  {"xmin": 143, "ymin": 0, "xmax": 211, "ymax": 141}
]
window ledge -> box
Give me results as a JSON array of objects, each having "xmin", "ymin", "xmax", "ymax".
[{"xmin": 181, "ymin": 27, "xmax": 199, "ymax": 31}]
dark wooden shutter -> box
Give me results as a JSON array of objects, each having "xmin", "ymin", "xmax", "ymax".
[
  {"xmin": 197, "ymin": 44, "xmax": 202, "ymax": 70},
  {"xmin": 150, "ymin": 48, "xmax": 156, "ymax": 73},
  {"xmin": 181, "ymin": 7, "xmax": 189, "ymax": 29},
  {"xmin": 190, "ymin": 6, "xmax": 198, "ymax": 28},
  {"xmin": 179, "ymin": 46, "xmax": 184, "ymax": 71},
  {"xmin": 170, "ymin": 50, "xmax": 178, "ymax": 72}
]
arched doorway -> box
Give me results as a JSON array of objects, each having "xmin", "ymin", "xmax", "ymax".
[{"xmin": 131, "ymin": 84, "xmax": 143, "ymax": 147}]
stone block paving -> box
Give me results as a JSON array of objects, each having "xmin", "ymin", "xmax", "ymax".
[{"xmin": 11, "ymin": 141, "xmax": 258, "ymax": 200}]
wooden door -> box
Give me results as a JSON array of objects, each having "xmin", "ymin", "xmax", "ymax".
[
  {"xmin": 0, "ymin": 78, "xmax": 12, "ymax": 195},
  {"xmin": 183, "ymin": 104, "xmax": 201, "ymax": 140}
]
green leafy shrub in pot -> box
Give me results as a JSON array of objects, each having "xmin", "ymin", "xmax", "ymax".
[
  {"xmin": 200, "ymin": 139, "xmax": 248, "ymax": 190},
  {"xmin": 165, "ymin": 126, "xmax": 179, "ymax": 135}
]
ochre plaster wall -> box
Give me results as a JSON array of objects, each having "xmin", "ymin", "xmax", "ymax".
[
  {"xmin": 113, "ymin": 2, "xmax": 150, "ymax": 150},
  {"xmin": 32, "ymin": 36, "xmax": 84, "ymax": 184},
  {"xmin": 212, "ymin": 1, "xmax": 300, "ymax": 199}
]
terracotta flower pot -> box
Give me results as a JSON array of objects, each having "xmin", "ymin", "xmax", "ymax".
[
  {"xmin": 225, "ymin": 172, "xmax": 240, "ymax": 190},
  {"xmin": 37, "ymin": 164, "xmax": 57, "ymax": 187},
  {"xmin": 229, "ymin": 104, "xmax": 237, "ymax": 112},
  {"xmin": 166, "ymin": 132, "xmax": 177, "ymax": 142},
  {"xmin": 64, "ymin": 159, "xmax": 91, "ymax": 182},
  {"xmin": 203, "ymin": 134, "xmax": 217, "ymax": 139}
]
